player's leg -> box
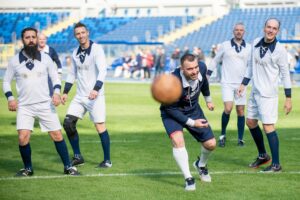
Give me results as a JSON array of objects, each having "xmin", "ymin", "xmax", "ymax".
[
  {"xmin": 162, "ymin": 117, "xmax": 195, "ymax": 191},
  {"xmin": 171, "ymin": 131, "xmax": 195, "ymax": 191},
  {"xmin": 63, "ymin": 97, "xmax": 86, "ymax": 166},
  {"xmin": 247, "ymin": 93, "xmax": 270, "ymax": 168},
  {"xmin": 260, "ymin": 97, "xmax": 281, "ymax": 172},
  {"xmin": 234, "ymin": 84, "xmax": 247, "ymax": 146},
  {"xmin": 236, "ymin": 105, "xmax": 245, "ymax": 146},
  {"xmin": 37, "ymin": 101, "xmax": 79, "ymax": 175},
  {"xmin": 219, "ymin": 84, "xmax": 234, "ymax": 147},
  {"xmin": 89, "ymin": 95, "xmax": 111, "ymax": 168},
  {"xmin": 16, "ymin": 129, "xmax": 34, "ymax": 176},
  {"xmin": 49, "ymin": 130, "xmax": 79, "ymax": 175},
  {"xmin": 219, "ymin": 101, "xmax": 233, "ymax": 147},
  {"xmin": 95, "ymin": 122, "xmax": 112, "ymax": 168},
  {"xmin": 63, "ymin": 115, "xmax": 84, "ymax": 165},
  {"xmin": 188, "ymin": 123, "xmax": 215, "ymax": 182},
  {"xmin": 15, "ymin": 106, "xmax": 35, "ymax": 176}
]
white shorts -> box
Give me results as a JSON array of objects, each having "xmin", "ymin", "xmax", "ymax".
[
  {"xmin": 17, "ymin": 101, "xmax": 62, "ymax": 132},
  {"xmin": 221, "ymin": 83, "xmax": 247, "ymax": 105},
  {"xmin": 67, "ymin": 94, "xmax": 106, "ymax": 123},
  {"xmin": 247, "ymin": 92, "xmax": 278, "ymax": 124}
]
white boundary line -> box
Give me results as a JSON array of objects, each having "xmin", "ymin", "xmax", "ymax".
[{"xmin": 1, "ymin": 171, "xmax": 300, "ymax": 181}]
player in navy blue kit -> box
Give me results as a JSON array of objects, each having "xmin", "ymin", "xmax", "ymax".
[{"xmin": 160, "ymin": 54, "xmax": 216, "ymax": 191}]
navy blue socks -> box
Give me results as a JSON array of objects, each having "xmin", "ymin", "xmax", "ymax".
[
  {"xmin": 19, "ymin": 143, "xmax": 32, "ymax": 170},
  {"xmin": 221, "ymin": 112, "xmax": 230, "ymax": 136},
  {"xmin": 249, "ymin": 126, "xmax": 267, "ymax": 157},
  {"xmin": 54, "ymin": 140, "xmax": 71, "ymax": 168},
  {"xmin": 67, "ymin": 131, "xmax": 81, "ymax": 156},
  {"xmin": 99, "ymin": 130, "xmax": 111, "ymax": 161},
  {"xmin": 266, "ymin": 131, "xmax": 279, "ymax": 165},
  {"xmin": 237, "ymin": 115, "xmax": 245, "ymax": 140}
]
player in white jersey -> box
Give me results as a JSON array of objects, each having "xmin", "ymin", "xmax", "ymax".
[
  {"xmin": 238, "ymin": 18, "xmax": 292, "ymax": 172},
  {"xmin": 207, "ymin": 22, "xmax": 251, "ymax": 147},
  {"xmin": 61, "ymin": 22, "xmax": 112, "ymax": 168},
  {"xmin": 2, "ymin": 27, "xmax": 79, "ymax": 176}
]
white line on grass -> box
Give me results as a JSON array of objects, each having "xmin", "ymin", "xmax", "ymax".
[
  {"xmin": 1, "ymin": 171, "xmax": 300, "ymax": 181},
  {"xmin": 81, "ymin": 140, "xmax": 140, "ymax": 143}
]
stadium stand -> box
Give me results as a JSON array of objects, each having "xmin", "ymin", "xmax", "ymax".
[
  {"xmin": 0, "ymin": 12, "xmax": 69, "ymax": 43},
  {"xmin": 47, "ymin": 17, "xmax": 135, "ymax": 53},
  {"xmin": 170, "ymin": 7, "xmax": 300, "ymax": 53},
  {"xmin": 46, "ymin": 16, "xmax": 194, "ymax": 53}
]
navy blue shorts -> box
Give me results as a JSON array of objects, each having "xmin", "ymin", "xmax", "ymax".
[{"xmin": 161, "ymin": 108, "xmax": 214, "ymax": 142}]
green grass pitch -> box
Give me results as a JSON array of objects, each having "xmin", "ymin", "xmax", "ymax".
[{"xmin": 0, "ymin": 81, "xmax": 299, "ymax": 200}]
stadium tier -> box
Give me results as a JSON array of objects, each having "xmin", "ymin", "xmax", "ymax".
[
  {"xmin": 170, "ymin": 7, "xmax": 300, "ymax": 53},
  {"xmin": 0, "ymin": 12, "xmax": 69, "ymax": 43},
  {"xmin": 47, "ymin": 16, "xmax": 194, "ymax": 53}
]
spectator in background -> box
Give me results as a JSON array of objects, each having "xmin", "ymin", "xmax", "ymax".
[
  {"xmin": 286, "ymin": 46, "xmax": 297, "ymax": 85},
  {"xmin": 170, "ymin": 47, "xmax": 181, "ymax": 72},
  {"xmin": 193, "ymin": 47, "xmax": 205, "ymax": 62},
  {"xmin": 154, "ymin": 47, "xmax": 166, "ymax": 77},
  {"xmin": 38, "ymin": 33, "xmax": 62, "ymax": 96}
]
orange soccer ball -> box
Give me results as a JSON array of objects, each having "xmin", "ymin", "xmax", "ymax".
[{"xmin": 151, "ymin": 74, "xmax": 182, "ymax": 105}]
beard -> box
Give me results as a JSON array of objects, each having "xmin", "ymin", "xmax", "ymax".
[{"xmin": 23, "ymin": 43, "xmax": 39, "ymax": 60}]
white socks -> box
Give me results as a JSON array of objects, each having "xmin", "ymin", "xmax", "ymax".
[
  {"xmin": 198, "ymin": 145, "xmax": 212, "ymax": 167},
  {"xmin": 173, "ymin": 147, "xmax": 192, "ymax": 179}
]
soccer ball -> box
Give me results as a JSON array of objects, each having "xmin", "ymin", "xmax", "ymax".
[{"xmin": 151, "ymin": 74, "xmax": 182, "ymax": 105}]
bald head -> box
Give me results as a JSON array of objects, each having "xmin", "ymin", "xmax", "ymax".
[{"xmin": 38, "ymin": 33, "xmax": 47, "ymax": 49}]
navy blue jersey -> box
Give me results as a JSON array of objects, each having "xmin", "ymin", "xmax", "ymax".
[{"xmin": 160, "ymin": 61, "xmax": 210, "ymax": 125}]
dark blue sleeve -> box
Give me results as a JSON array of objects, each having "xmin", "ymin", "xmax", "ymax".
[
  {"xmin": 63, "ymin": 82, "xmax": 73, "ymax": 94},
  {"xmin": 164, "ymin": 105, "xmax": 189, "ymax": 125},
  {"xmin": 49, "ymin": 47, "xmax": 62, "ymax": 69},
  {"xmin": 199, "ymin": 62, "xmax": 210, "ymax": 97}
]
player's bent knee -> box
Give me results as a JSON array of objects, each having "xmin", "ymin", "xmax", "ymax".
[
  {"xmin": 170, "ymin": 131, "xmax": 185, "ymax": 148},
  {"xmin": 203, "ymin": 138, "xmax": 216, "ymax": 151},
  {"xmin": 246, "ymin": 119, "xmax": 257, "ymax": 129},
  {"xmin": 63, "ymin": 115, "xmax": 78, "ymax": 137},
  {"xmin": 49, "ymin": 130, "xmax": 63, "ymax": 141}
]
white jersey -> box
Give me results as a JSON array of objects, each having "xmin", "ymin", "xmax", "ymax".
[
  {"xmin": 208, "ymin": 39, "xmax": 251, "ymax": 84},
  {"xmin": 66, "ymin": 41, "xmax": 107, "ymax": 97},
  {"xmin": 245, "ymin": 37, "xmax": 291, "ymax": 97},
  {"xmin": 3, "ymin": 51, "xmax": 61, "ymax": 106}
]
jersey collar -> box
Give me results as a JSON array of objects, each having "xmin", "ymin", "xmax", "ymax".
[
  {"xmin": 231, "ymin": 38, "xmax": 246, "ymax": 53},
  {"xmin": 19, "ymin": 49, "xmax": 41, "ymax": 63},
  {"xmin": 254, "ymin": 37, "xmax": 277, "ymax": 53},
  {"xmin": 76, "ymin": 40, "xmax": 93, "ymax": 56}
]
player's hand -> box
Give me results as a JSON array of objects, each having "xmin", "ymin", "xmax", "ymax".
[
  {"xmin": 88, "ymin": 90, "xmax": 98, "ymax": 100},
  {"xmin": 194, "ymin": 119, "xmax": 209, "ymax": 128},
  {"xmin": 8, "ymin": 100, "xmax": 17, "ymax": 111},
  {"xmin": 237, "ymin": 84, "xmax": 245, "ymax": 97},
  {"xmin": 61, "ymin": 94, "xmax": 68, "ymax": 105},
  {"xmin": 52, "ymin": 93, "xmax": 61, "ymax": 107},
  {"xmin": 206, "ymin": 102, "xmax": 214, "ymax": 111},
  {"xmin": 284, "ymin": 98, "xmax": 292, "ymax": 115}
]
